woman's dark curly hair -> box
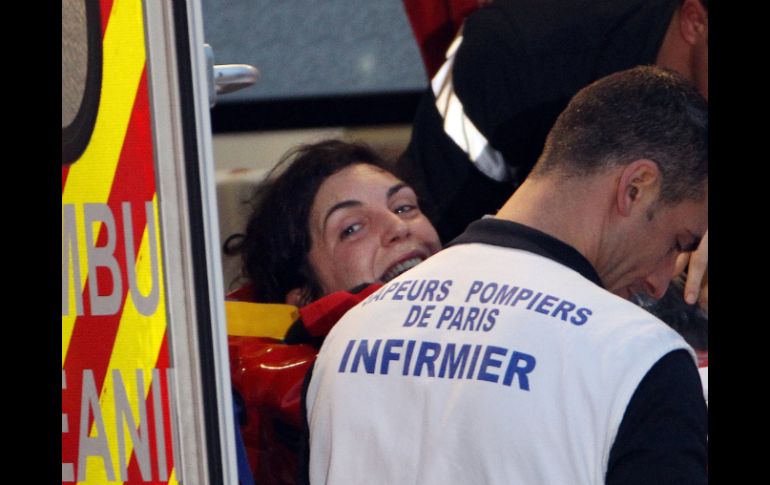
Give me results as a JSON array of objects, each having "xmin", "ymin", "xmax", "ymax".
[{"xmin": 225, "ymin": 140, "xmax": 395, "ymax": 304}]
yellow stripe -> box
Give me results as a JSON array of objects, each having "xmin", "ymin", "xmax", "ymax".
[
  {"xmin": 62, "ymin": 0, "xmax": 147, "ymax": 366},
  {"xmin": 226, "ymin": 301, "xmax": 299, "ymax": 339},
  {"xmin": 80, "ymin": 196, "xmax": 167, "ymax": 483}
]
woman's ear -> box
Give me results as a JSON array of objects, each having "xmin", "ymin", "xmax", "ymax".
[{"xmin": 285, "ymin": 288, "xmax": 306, "ymax": 307}]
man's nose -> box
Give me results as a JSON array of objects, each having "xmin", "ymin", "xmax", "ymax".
[{"xmin": 643, "ymin": 258, "xmax": 677, "ymax": 300}]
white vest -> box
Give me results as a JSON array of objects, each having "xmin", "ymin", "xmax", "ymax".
[{"xmin": 307, "ymin": 243, "xmax": 692, "ymax": 485}]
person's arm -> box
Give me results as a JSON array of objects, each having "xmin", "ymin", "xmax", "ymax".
[{"xmin": 606, "ymin": 349, "xmax": 707, "ymax": 485}]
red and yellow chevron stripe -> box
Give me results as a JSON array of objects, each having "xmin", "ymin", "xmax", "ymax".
[{"xmin": 62, "ymin": 0, "xmax": 177, "ymax": 482}]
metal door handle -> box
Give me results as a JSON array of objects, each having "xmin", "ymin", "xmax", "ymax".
[{"xmin": 204, "ymin": 43, "xmax": 260, "ymax": 107}]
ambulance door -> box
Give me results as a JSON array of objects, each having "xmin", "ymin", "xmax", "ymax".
[{"xmin": 62, "ymin": 0, "xmax": 238, "ymax": 483}]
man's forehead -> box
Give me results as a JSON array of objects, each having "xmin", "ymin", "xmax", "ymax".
[{"xmin": 674, "ymin": 197, "xmax": 708, "ymax": 236}]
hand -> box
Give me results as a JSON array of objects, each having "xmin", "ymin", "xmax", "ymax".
[{"xmin": 674, "ymin": 231, "xmax": 708, "ymax": 312}]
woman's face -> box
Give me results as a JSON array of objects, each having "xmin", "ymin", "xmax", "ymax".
[{"xmin": 306, "ymin": 164, "xmax": 441, "ymax": 296}]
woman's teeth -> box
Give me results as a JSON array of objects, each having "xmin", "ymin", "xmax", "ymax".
[{"xmin": 381, "ymin": 257, "xmax": 423, "ymax": 283}]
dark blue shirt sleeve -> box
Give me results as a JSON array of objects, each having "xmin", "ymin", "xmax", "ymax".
[{"xmin": 607, "ymin": 349, "xmax": 708, "ymax": 485}]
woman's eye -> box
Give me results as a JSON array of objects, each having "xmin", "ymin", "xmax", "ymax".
[
  {"xmin": 341, "ymin": 223, "xmax": 362, "ymax": 239},
  {"xmin": 394, "ymin": 204, "xmax": 416, "ymax": 215}
]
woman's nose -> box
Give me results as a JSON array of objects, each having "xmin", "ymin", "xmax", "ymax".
[{"xmin": 381, "ymin": 212, "xmax": 410, "ymax": 245}]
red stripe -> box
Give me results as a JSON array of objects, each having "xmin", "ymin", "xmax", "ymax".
[
  {"xmin": 62, "ymin": 166, "xmax": 70, "ymax": 194},
  {"xmin": 100, "ymin": 0, "xmax": 115, "ymax": 36},
  {"xmin": 62, "ymin": 68, "xmax": 159, "ymax": 472}
]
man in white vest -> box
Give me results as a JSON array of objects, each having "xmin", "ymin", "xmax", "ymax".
[{"xmin": 304, "ymin": 65, "xmax": 707, "ymax": 485}]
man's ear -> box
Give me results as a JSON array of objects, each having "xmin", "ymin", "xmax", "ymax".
[
  {"xmin": 679, "ymin": 0, "xmax": 708, "ymax": 46},
  {"xmin": 285, "ymin": 288, "xmax": 306, "ymax": 307},
  {"xmin": 616, "ymin": 159, "xmax": 661, "ymax": 217}
]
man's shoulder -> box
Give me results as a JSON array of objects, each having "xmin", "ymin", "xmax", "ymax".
[{"xmin": 581, "ymin": 292, "xmax": 696, "ymax": 381}]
